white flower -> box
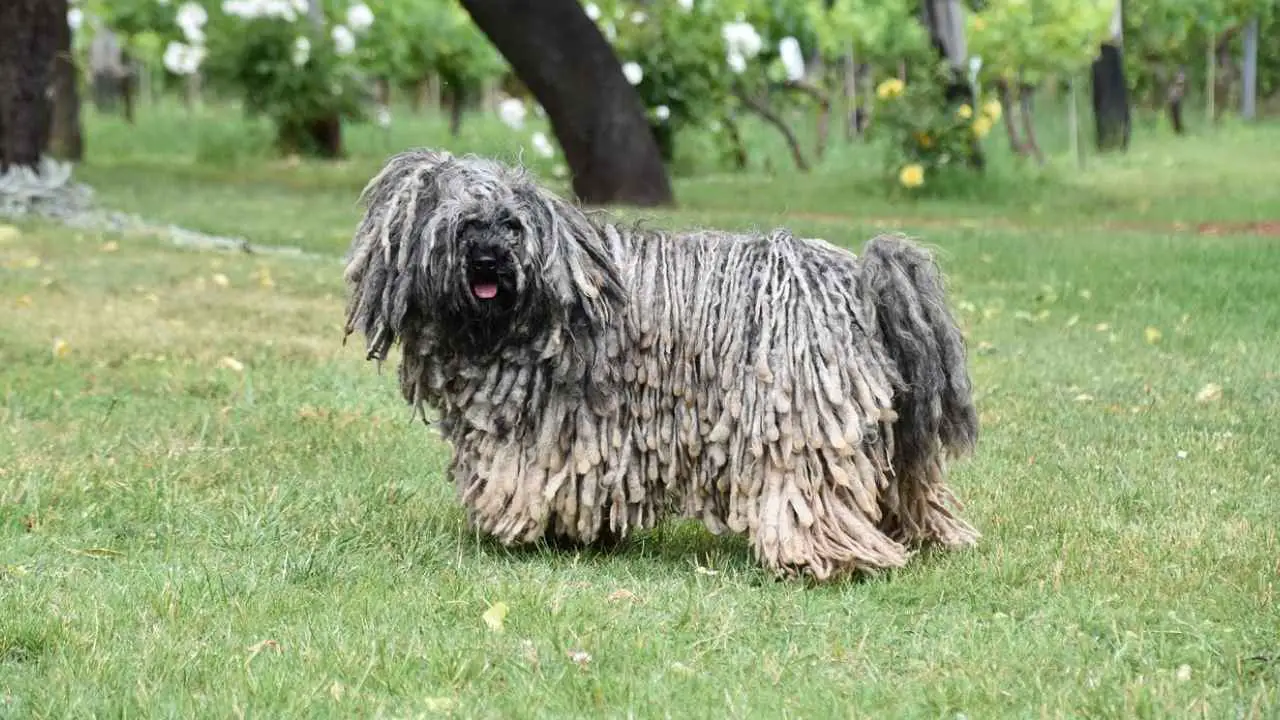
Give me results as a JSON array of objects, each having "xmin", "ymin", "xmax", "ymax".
[
  {"xmin": 584, "ymin": 2, "xmax": 601, "ymax": 20},
  {"xmin": 721, "ymin": 21, "xmax": 763, "ymax": 71},
  {"xmin": 221, "ymin": 0, "xmax": 253, "ymax": 18},
  {"xmin": 346, "ymin": 3, "xmax": 374, "ymax": 32},
  {"xmin": 677, "ymin": 0, "xmax": 693, "ymax": 9},
  {"xmin": 67, "ymin": 7, "xmax": 83, "ymax": 30},
  {"xmin": 654, "ymin": 105, "xmax": 670, "ymax": 121},
  {"xmin": 331, "ymin": 24, "xmax": 355, "ymax": 55},
  {"xmin": 222, "ymin": 0, "xmax": 298, "ymax": 21},
  {"xmin": 531, "ymin": 131, "xmax": 555, "ymax": 158},
  {"xmin": 630, "ymin": 11, "xmax": 646, "ymax": 23},
  {"xmin": 778, "ymin": 36, "xmax": 805, "ymax": 82},
  {"xmin": 621, "ymin": 61, "xmax": 643, "ymax": 86},
  {"xmin": 162, "ymin": 41, "xmax": 205, "ymax": 76},
  {"xmin": 376, "ymin": 106, "xmax": 392, "ymax": 128},
  {"xmin": 497, "ymin": 97, "xmax": 527, "ymax": 130},
  {"xmin": 176, "ymin": 1, "xmax": 208, "ymax": 43},
  {"xmin": 291, "ymin": 36, "xmax": 310, "ymax": 67}
]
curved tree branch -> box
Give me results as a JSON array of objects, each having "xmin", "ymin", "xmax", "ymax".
[{"xmin": 736, "ymin": 91, "xmax": 810, "ymax": 173}]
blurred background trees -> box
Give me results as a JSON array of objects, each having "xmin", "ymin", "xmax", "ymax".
[{"xmin": 2, "ymin": 0, "xmax": 1276, "ymax": 204}]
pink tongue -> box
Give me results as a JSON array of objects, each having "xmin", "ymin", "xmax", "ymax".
[{"xmin": 473, "ymin": 282, "xmax": 499, "ymax": 299}]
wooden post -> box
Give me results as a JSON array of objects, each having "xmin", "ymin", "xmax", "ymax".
[
  {"xmin": 1069, "ymin": 75, "xmax": 1084, "ymax": 169},
  {"xmin": 1206, "ymin": 39, "xmax": 1216, "ymax": 123},
  {"xmin": 1241, "ymin": 16, "xmax": 1258, "ymax": 120}
]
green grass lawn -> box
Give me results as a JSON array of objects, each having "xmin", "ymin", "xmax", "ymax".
[{"xmin": 2, "ymin": 103, "xmax": 1279, "ymax": 718}]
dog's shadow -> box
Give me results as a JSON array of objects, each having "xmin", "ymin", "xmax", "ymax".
[{"xmin": 463, "ymin": 519, "xmax": 903, "ymax": 588}]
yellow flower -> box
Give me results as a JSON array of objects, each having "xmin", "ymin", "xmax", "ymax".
[
  {"xmin": 973, "ymin": 115, "xmax": 994, "ymax": 139},
  {"xmin": 876, "ymin": 78, "xmax": 904, "ymax": 100},
  {"xmin": 52, "ymin": 338, "xmax": 70, "ymax": 358},
  {"xmin": 956, "ymin": 104, "xmax": 973, "ymax": 119},
  {"xmin": 983, "ymin": 99, "xmax": 1002, "ymax": 121},
  {"xmin": 898, "ymin": 164, "xmax": 925, "ymax": 189},
  {"xmin": 972, "ymin": 17, "xmax": 987, "ymax": 31}
]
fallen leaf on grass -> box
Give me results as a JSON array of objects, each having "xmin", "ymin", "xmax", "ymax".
[
  {"xmin": 422, "ymin": 698, "xmax": 458, "ymax": 712},
  {"xmin": 329, "ymin": 680, "xmax": 345, "ymax": 701},
  {"xmin": 520, "ymin": 639, "xmax": 540, "ymax": 667},
  {"xmin": 1064, "ymin": 314, "xmax": 1080, "ymax": 328},
  {"xmin": 694, "ymin": 565, "xmax": 718, "ymax": 576},
  {"xmin": 246, "ymin": 639, "xmax": 282, "ymax": 666},
  {"xmin": 1074, "ymin": 393, "xmax": 1094, "ymax": 403},
  {"xmin": 211, "ymin": 273, "xmax": 230, "ymax": 288},
  {"xmin": 482, "ymin": 601, "xmax": 509, "ymax": 633},
  {"xmin": 1176, "ymin": 450, "xmax": 1188, "ymax": 460},
  {"xmin": 72, "ymin": 547, "xmax": 124, "ymax": 558},
  {"xmin": 254, "ymin": 267, "xmax": 275, "ymax": 288},
  {"xmin": 100, "ymin": 241, "xmax": 119, "ymax": 253},
  {"xmin": 219, "ymin": 356, "xmax": 245, "ymax": 372},
  {"xmin": 52, "ymin": 338, "xmax": 71, "ymax": 358},
  {"xmin": 1176, "ymin": 664, "xmax": 1192, "ymax": 682},
  {"xmin": 1144, "ymin": 326, "xmax": 1163, "ymax": 345},
  {"xmin": 607, "ymin": 589, "xmax": 639, "ymax": 603},
  {"xmin": 15, "ymin": 295, "xmax": 32, "ymax": 308},
  {"xmin": 1094, "ymin": 323, "xmax": 1110, "ymax": 332},
  {"xmin": 1195, "ymin": 383, "xmax": 1223, "ymax": 403},
  {"xmin": 0, "ymin": 225, "xmax": 20, "ymax": 242},
  {"xmin": 566, "ymin": 649, "xmax": 592, "ymax": 668}
]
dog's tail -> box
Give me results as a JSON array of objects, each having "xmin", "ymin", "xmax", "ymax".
[{"xmin": 856, "ymin": 234, "xmax": 977, "ymax": 462}]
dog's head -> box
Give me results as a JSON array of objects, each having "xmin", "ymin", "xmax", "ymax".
[{"xmin": 343, "ymin": 149, "xmax": 625, "ymax": 362}]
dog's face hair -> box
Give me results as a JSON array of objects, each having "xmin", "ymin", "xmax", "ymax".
[{"xmin": 343, "ymin": 149, "xmax": 626, "ymax": 362}]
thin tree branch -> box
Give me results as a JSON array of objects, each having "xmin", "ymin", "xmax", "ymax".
[{"xmin": 736, "ymin": 91, "xmax": 810, "ymax": 172}]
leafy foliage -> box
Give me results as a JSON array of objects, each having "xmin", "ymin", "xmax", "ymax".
[
  {"xmin": 195, "ymin": 0, "xmax": 374, "ymax": 154},
  {"xmin": 869, "ymin": 69, "xmax": 1000, "ymax": 192},
  {"xmin": 356, "ymin": 1, "xmax": 505, "ymax": 94},
  {"xmin": 966, "ymin": 0, "xmax": 1116, "ymax": 83}
]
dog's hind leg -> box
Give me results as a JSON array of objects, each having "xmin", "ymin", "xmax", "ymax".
[{"xmin": 855, "ymin": 234, "xmax": 981, "ymax": 553}]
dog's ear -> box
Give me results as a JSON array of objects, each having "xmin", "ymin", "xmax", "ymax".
[
  {"xmin": 522, "ymin": 188, "xmax": 626, "ymax": 334},
  {"xmin": 343, "ymin": 148, "xmax": 454, "ymax": 361}
]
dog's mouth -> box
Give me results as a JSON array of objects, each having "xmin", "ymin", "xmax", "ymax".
[
  {"xmin": 469, "ymin": 268, "xmax": 501, "ymax": 300},
  {"xmin": 467, "ymin": 256, "xmax": 509, "ymax": 302},
  {"xmin": 471, "ymin": 278, "xmax": 500, "ymax": 300}
]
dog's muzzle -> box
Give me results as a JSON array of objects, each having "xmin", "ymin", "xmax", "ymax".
[{"xmin": 466, "ymin": 245, "xmax": 514, "ymax": 303}]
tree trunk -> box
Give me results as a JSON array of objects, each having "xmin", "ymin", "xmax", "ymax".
[
  {"xmin": 921, "ymin": 0, "xmax": 984, "ymax": 169},
  {"xmin": 459, "ymin": 0, "xmax": 674, "ymax": 207},
  {"xmin": 1091, "ymin": 44, "xmax": 1130, "ymax": 151},
  {"xmin": 0, "ymin": 0, "xmax": 60, "ymax": 172},
  {"xmin": 1017, "ymin": 81, "xmax": 1044, "ymax": 164},
  {"xmin": 1090, "ymin": 1, "xmax": 1129, "ymax": 152},
  {"xmin": 996, "ymin": 78, "xmax": 1027, "ymax": 155},
  {"xmin": 294, "ymin": 0, "xmax": 343, "ymax": 158},
  {"xmin": 276, "ymin": 114, "xmax": 343, "ymax": 158},
  {"xmin": 48, "ymin": 0, "xmax": 83, "ymax": 162},
  {"xmin": 1167, "ymin": 66, "xmax": 1186, "ymax": 134}
]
